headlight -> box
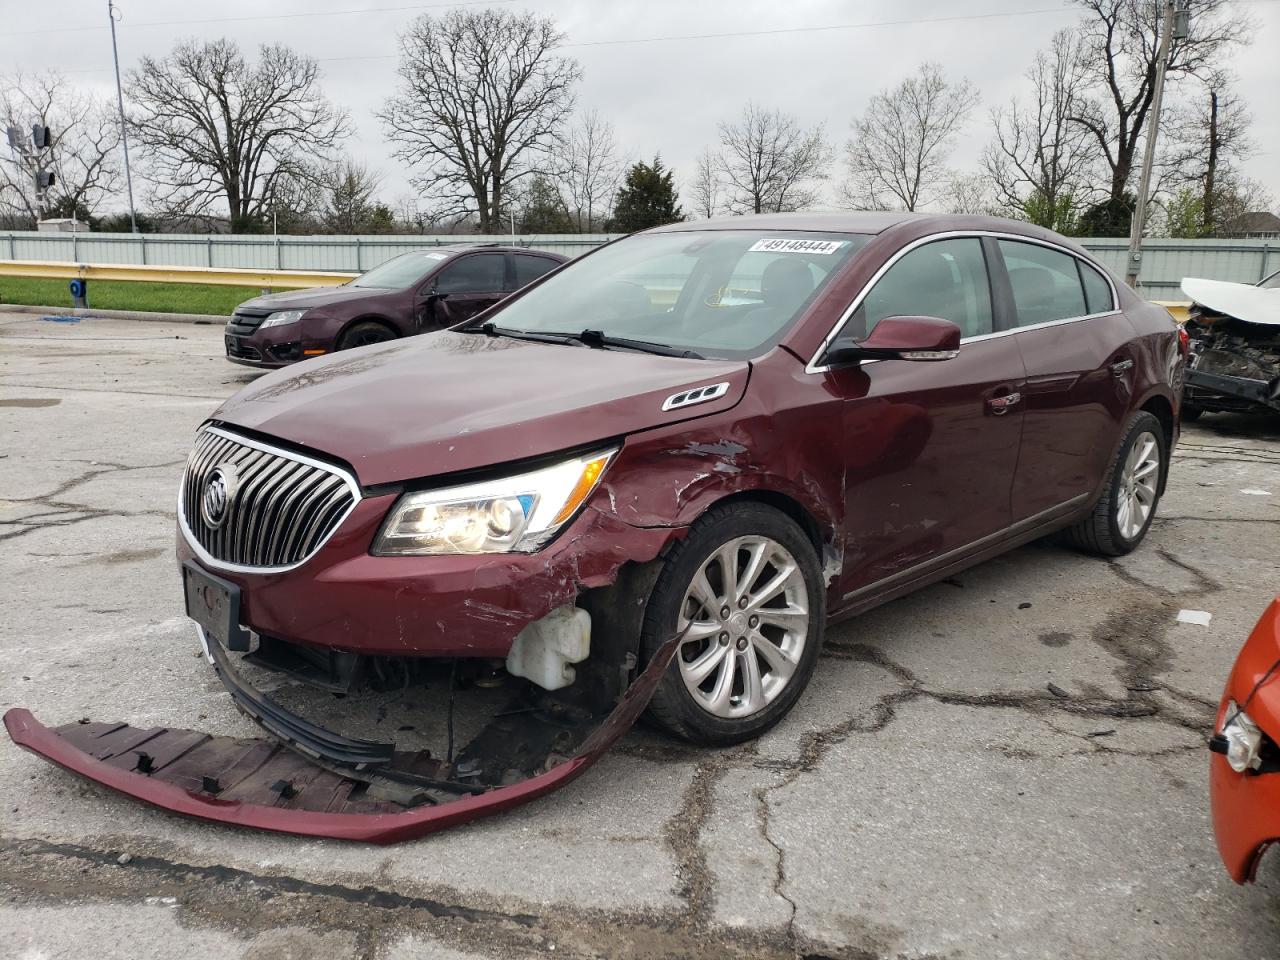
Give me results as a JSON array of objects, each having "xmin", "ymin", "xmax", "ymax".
[
  {"xmin": 1221, "ymin": 700, "xmax": 1264, "ymax": 773},
  {"xmin": 259, "ymin": 310, "xmax": 306, "ymax": 328},
  {"xmin": 372, "ymin": 449, "xmax": 616, "ymax": 556}
]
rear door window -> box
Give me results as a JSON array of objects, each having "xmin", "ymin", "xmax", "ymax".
[
  {"xmin": 434, "ymin": 253, "xmax": 507, "ymax": 294},
  {"xmin": 997, "ymin": 240, "xmax": 1089, "ymax": 327},
  {"xmin": 513, "ymin": 254, "xmax": 559, "ymax": 288}
]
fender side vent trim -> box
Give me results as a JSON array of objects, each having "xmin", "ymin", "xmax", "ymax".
[{"xmin": 662, "ymin": 381, "xmax": 730, "ymax": 412}]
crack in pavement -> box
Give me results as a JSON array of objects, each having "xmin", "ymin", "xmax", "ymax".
[
  {"xmin": 0, "ymin": 834, "xmax": 867, "ymax": 960},
  {"xmin": 0, "ymin": 459, "xmax": 183, "ymax": 543}
]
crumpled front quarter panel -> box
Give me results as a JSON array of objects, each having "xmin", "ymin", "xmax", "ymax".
[{"xmin": 602, "ymin": 353, "xmax": 846, "ymax": 571}]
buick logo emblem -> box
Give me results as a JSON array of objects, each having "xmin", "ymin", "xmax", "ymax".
[{"xmin": 201, "ymin": 465, "xmax": 239, "ymax": 529}]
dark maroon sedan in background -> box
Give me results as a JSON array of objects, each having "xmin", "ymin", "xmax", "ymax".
[{"xmin": 224, "ymin": 245, "xmax": 566, "ymax": 368}]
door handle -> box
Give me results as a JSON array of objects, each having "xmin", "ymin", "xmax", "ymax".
[
  {"xmin": 1110, "ymin": 358, "xmax": 1134, "ymax": 376},
  {"xmin": 987, "ymin": 392, "xmax": 1022, "ymax": 415}
]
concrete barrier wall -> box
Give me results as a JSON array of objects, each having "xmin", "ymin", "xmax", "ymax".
[{"xmin": 2, "ymin": 230, "xmax": 1275, "ymax": 297}]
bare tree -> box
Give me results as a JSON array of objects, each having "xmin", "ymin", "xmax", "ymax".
[
  {"xmin": 842, "ymin": 63, "xmax": 979, "ymax": 211},
  {"xmin": 1068, "ymin": 0, "xmax": 1252, "ymax": 210},
  {"xmin": 942, "ymin": 172, "xmax": 997, "ymax": 216},
  {"xmin": 983, "ymin": 30, "xmax": 1102, "ymax": 229},
  {"xmin": 553, "ymin": 109, "xmax": 622, "ymax": 232},
  {"xmin": 0, "ymin": 72, "xmax": 121, "ymax": 226},
  {"xmin": 380, "ymin": 9, "xmax": 581, "ymax": 233},
  {"xmin": 691, "ymin": 147, "xmax": 722, "ymax": 219},
  {"xmin": 1163, "ymin": 71, "xmax": 1254, "ymax": 235},
  {"xmin": 716, "ymin": 104, "xmax": 830, "ymax": 214},
  {"xmin": 319, "ymin": 161, "xmax": 387, "ymax": 234},
  {"xmin": 126, "ymin": 39, "xmax": 349, "ymax": 232}
]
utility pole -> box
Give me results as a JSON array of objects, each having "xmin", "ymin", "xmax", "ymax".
[
  {"xmin": 1125, "ymin": 0, "xmax": 1190, "ymax": 290},
  {"xmin": 108, "ymin": 0, "xmax": 138, "ymax": 234}
]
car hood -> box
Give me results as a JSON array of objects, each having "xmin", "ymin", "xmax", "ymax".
[
  {"xmin": 1182, "ymin": 278, "xmax": 1280, "ymax": 326},
  {"xmin": 212, "ymin": 331, "xmax": 750, "ymax": 486},
  {"xmin": 237, "ymin": 285, "xmax": 391, "ymax": 312}
]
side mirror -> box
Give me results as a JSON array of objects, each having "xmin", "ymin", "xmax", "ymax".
[{"xmin": 824, "ymin": 315, "xmax": 962, "ymax": 365}]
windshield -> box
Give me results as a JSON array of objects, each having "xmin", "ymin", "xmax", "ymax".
[
  {"xmin": 350, "ymin": 251, "xmax": 450, "ymax": 289},
  {"xmin": 480, "ymin": 230, "xmax": 869, "ymax": 359},
  {"xmin": 1262, "ymin": 270, "xmax": 1280, "ymax": 290}
]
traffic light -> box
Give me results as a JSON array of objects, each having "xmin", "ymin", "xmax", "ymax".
[{"xmin": 31, "ymin": 124, "xmax": 51, "ymax": 149}]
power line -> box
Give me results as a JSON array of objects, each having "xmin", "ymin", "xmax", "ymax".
[
  {"xmin": 561, "ymin": 6, "xmax": 1081, "ymax": 48},
  {"xmin": 0, "ymin": 0, "xmax": 517, "ymax": 39},
  {"xmin": 10, "ymin": 0, "xmax": 1280, "ymax": 72}
]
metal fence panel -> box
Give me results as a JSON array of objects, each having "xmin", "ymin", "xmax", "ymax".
[{"xmin": 2, "ymin": 230, "xmax": 1273, "ymax": 297}]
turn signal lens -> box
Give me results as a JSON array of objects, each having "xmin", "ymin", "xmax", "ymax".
[{"xmin": 552, "ymin": 454, "xmax": 610, "ymax": 524}]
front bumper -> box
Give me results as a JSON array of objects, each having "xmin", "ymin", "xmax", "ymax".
[
  {"xmin": 1184, "ymin": 368, "xmax": 1280, "ymax": 413},
  {"xmin": 225, "ymin": 322, "xmax": 317, "ymax": 369},
  {"xmin": 2, "ymin": 633, "xmax": 679, "ymax": 843},
  {"xmin": 176, "ymin": 493, "xmax": 678, "ymax": 658},
  {"xmin": 1211, "ymin": 599, "xmax": 1280, "ymax": 882}
]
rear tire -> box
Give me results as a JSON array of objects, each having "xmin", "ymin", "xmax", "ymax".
[
  {"xmin": 1064, "ymin": 411, "xmax": 1167, "ymax": 557},
  {"xmin": 640, "ymin": 502, "xmax": 825, "ymax": 745},
  {"xmin": 1180, "ymin": 403, "xmax": 1204, "ymax": 423},
  {"xmin": 337, "ymin": 321, "xmax": 397, "ymax": 350}
]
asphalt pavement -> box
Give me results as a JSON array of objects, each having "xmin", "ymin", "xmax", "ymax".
[{"xmin": 1, "ymin": 313, "xmax": 1278, "ymax": 959}]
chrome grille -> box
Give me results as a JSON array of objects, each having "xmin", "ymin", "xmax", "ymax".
[{"xmin": 180, "ymin": 426, "xmax": 359, "ymax": 570}]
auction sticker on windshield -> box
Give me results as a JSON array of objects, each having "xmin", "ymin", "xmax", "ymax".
[{"xmin": 748, "ymin": 238, "xmax": 847, "ymax": 255}]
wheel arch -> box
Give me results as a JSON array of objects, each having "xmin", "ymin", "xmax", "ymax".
[
  {"xmin": 336, "ymin": 315, "xmax": 400, "ymax": 346},
  {"xmin": 702, "ymin": 489, "xmax": 822, "ymax": 554},
  {"xmin": 1138, "ymin": 393, "xmax": 1175, "ymax": 495}
]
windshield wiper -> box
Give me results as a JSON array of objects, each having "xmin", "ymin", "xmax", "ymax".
[
  {"xmin": 470, "ymin": 322, "xmax": 585, "ymax": 346},
  {"xmin": 559, "ymin": 328, "xmax": 705, "ymax": 360},
  {"xmin": 466, "ymin": 323, "xmax": 704, "ymax": 359}
]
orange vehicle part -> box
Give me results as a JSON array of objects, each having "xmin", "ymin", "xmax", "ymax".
[{"xmin": 1211, "ymin": 598, "xmax": 1280, "ymax": 883}]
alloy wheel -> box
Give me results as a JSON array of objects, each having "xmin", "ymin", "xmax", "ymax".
[
  {"xmin": 1116, "ymin": 430, "xmax": 1160, "ymax": 540},
  {"xmin": 676, "ymin": 535, "xmax": 809, "ymax": 719}
]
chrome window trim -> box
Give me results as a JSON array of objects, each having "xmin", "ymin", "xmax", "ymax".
[
  {"xmin": 806, "ymin": 229, "xmax": 1121, "ymax": 374},
  {"xmin": 177, "ymin": 424, "xmax": 363, "ymax": 575}
]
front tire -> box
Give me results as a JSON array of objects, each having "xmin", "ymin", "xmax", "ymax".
[
  {"xmin": 337, "ymin": 321, "xmax": 397, "ymax": 351},
  {"xmin": 1064, "ymin": 411, "xmax": 1167, "ymax": 557},
  {"xmin": 640, "ymin": 502, "xmax": 824, "ymax": 745}
]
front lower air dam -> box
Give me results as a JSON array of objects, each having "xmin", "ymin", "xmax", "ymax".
[{"xmin": 2, "ymin": 636, "xmax": 679, "ymax": 844}]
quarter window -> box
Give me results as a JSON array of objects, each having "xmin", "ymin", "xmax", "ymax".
[
  {"xmin": 854, "ymin": 238, "xmax": 994, "ymax": 339},
  {"xmin": 998, "ymin": 240, "xmax": 1089, "ymax": 327},
  {"xmin": 434, "ymin": 254, "xmax": 506, "ymax": 294},
  {"xmin": 1079, "ymin": 261, "xmax": 1115, "ymax": 314}
]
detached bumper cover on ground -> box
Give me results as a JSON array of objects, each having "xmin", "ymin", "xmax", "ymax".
[{"xmin": 3, "ymin": 637, "xmax": 678, "ymax": 844}]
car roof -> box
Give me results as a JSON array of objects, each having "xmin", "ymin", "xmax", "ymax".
[
  {"xmin": 644, "ymin": 211, "xmax": 1075, "ymax": 241},
  {"xmin": 390, "ymin": 246, "xmax": 566, "ymax": 259},
  {"xmin": 645, "ymin": 211, "xmax": 927, "ymax": 236}
]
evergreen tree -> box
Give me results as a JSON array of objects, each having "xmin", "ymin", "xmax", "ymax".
[
  {"xmin": 610, "ymin": 156, "xmax": 684, "ymax": 232},
  {"xmin": 1077, "ymin": 193, "xmax": 1135, "ymax": 238},
  {"xmin": 517, "ymin": 175, "xmax": 575, "ymax": 233}
]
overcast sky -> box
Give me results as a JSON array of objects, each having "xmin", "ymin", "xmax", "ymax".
[{"xmin": 3, "ymin": 0, "xmax": 1278, "ymax": 218}]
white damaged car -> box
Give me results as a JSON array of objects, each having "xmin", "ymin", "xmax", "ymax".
[{"xmin": 1181, "ymin": 270, "xmax": 1280, "ymax": 420}]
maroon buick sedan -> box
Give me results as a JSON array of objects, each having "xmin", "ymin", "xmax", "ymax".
[
  {"xmin": 224, "ymin": 245, "xmax": 566, "ymax": 367},
  {"xmin": 3, "ymin": 213, "xmax": 1188, "ymax": 842}
]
